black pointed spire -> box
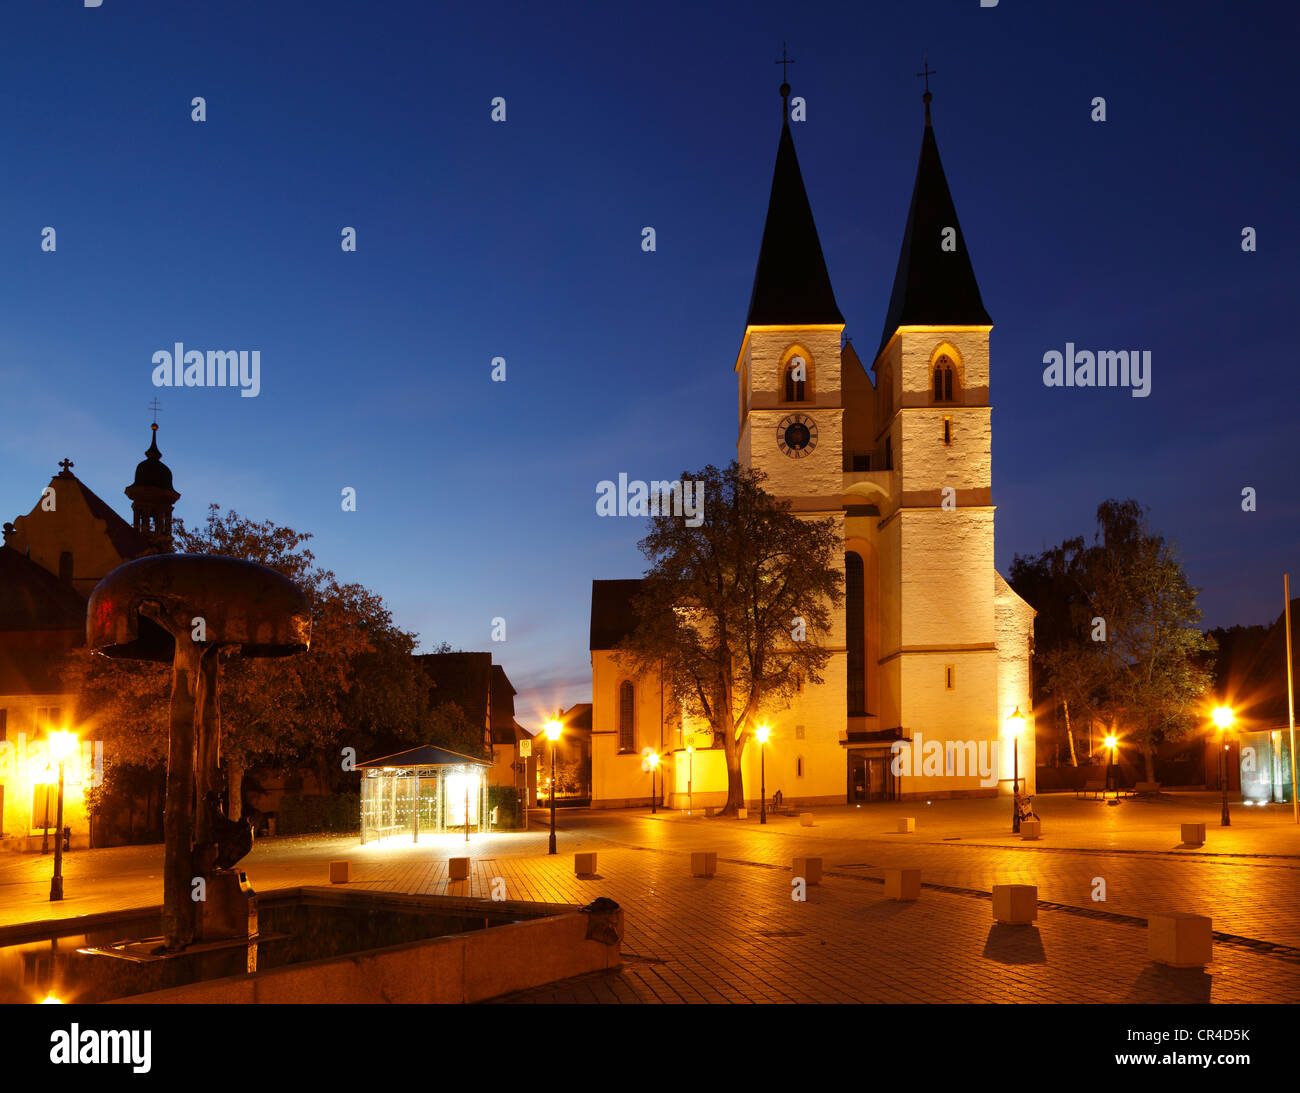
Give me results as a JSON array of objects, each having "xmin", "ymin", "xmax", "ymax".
[
  {"xmin": 876, "ymin": 88, "xmax": 991, "ymax": 360},
  {"xmin": 745, "ymin": 77, "xmax": 843, "ymax": 328}
]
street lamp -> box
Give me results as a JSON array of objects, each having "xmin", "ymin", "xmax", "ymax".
[
  {"xmin": 1212, "ymin": 706, "xmax": 1235, "ymax": 827},
  {"xmin": 1104, "ymin": 733, "xmax": 1119, "ymax": 804},
  {"xmin": 543, "ymin": 717, "xmax": 563, "ymax": 854},
  {"xmin": 48, "ymin": 731, "xmax": 78, "ymax": 902},
  {"xmin": 645, "ymin": 750, "xmax": 660, "ymax": 814},
  {"xmin": 755, "ymin": 724, "xmax": 770, "ymax": 824},
  {"xmin": 1007, "ymin": 707, "xmax": 1025, "ymax": 833}
]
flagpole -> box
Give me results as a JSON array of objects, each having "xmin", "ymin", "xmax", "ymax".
[{"xmin": 1285, "ymin": 574, "xmax": 1296, "ymax": 823}]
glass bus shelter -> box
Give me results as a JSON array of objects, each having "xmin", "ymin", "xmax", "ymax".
[{"xmin": 358, "ymin": 745, "xmax": 492, "ymax": 844}]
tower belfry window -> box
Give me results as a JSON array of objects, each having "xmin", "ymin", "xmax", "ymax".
[
  {"xmin": 933, "ymin": 356, "xmax": 955, "ymax": 402},
  {"xmin": 784, "ymin": 359, "xmax": 807, "ymax": 402}
]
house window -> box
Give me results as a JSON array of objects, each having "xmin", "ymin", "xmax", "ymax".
[
  {"xmin": 933, "ymin": 356, "xmax": 955, "ymax": 402},
  {"xmin": 618, "ymin": 681, "xmax": 635, "ymax": 753},
  {"xmin": 32, "ymin": 784, "xmax": 56, "ymax": 830},
  {"xmin": 796, "ymin": 756, "xmax": 805, "ymax": 778},
  {"xmin": 943, "ymin": 416, "xmax": 952, "ymax": 445},
  {"xmin": 945, "ymin": 665, "xmax": 955, "ymax": 690},
  {"xmin": 784, "ymin": 358, "xmax": 807, "ymax": 402}
]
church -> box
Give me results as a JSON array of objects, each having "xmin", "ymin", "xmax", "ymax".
[
  {"xmin": 0, "ymin": 424, "xmax": 179, "ymax": 847},
  {"xmin": 587, "ymin": 80, "xmax": 1037, "ymax": 810}
]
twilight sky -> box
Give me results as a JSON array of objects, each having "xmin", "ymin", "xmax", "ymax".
[{"xmin": 1, "ymin": 1, "xmax": 1296, "ymax": 726}]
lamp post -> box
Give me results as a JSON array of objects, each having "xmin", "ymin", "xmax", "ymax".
[
  {"xmin": 1104, "ymin": 733, "xmax": 1119, "ymax": 805},
  {"xmin": 48, "ymin": 731, "xmax": 77, "ymax": 902},
  {"xmin": 1213, "ymin": 706, "xmax": 1235, "ymax": 827},
  {"xmin": 544, "ymin": 717, "xmax": 563, "ymax": 854},
  {"xmin": 1008, "ymin": 707, "xmax": 1025, "ymax": 833},
  {"xmin": 39, "ymin": 764, "xmax": 54, "ymax": 855},
  {"xmin": 687, "ymin": 744, "xmax": 694, "ymax": 814},
  {"xmin": 646, "ymin": 750, "xmax": 660, "ymax": 814},
  {"xmin": 755, "ymin": 724, "xmax": 770, "ymax": 824}
]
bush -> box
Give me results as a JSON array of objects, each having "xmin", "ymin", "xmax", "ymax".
[
  {"xmin": 277, "ymin": 792, "xmax": 359, "ymax": 835},
  {"xmin": 488, "ymin": 785, "xmax": 520, "ymax": 828}
]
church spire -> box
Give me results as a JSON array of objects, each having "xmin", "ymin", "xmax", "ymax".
[
  {"xmin": 745, "ymin": 67, "xmax": 843, "ymax": 328},
  {"xmin": 876, "ymin": 80, "xmax": 991, "ymax": 360},
  {"xmin": 125, "ymin": 418, "xmax": 180, "ymax": 554}
]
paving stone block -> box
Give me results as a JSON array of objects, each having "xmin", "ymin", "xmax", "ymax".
[
  {"xmin": 884, "ymin": 867, "xmax": 921, "ymax": 901},
  {"xmin": 793, "ymin": 856, "xmax": 822, "ymax": 885},
  {"xmin": 1181, "ymin": 822, "xmax": 1206, "ymax": 846},
  {"xmin": 1148, "ymin": 913, "xmax": 1213, "ymax": 967},
  {"xmin": 328, "ymin": 860, "xmax": 350, "ymax": 884},
  {"xmin": 448, "ymin": 857, "xmax": 471, "ymax": 880},
  {"xmin": 575, "ymin": 852, "xmax": 597, "ymax": 876},
  {"xmin": 992, "ymin": 884, "xmax": 1037, "ymax": 923},
  {"xmin": 898, "ymin": 817, "xmax": 915, "ymax": 833},
  {"xmin": 691, "ymin": 851, "xmax": 717, "ymax": 877}
]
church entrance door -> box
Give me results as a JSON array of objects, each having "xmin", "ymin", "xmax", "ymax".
[{"xmin": 848, "ymin": 752, "xmax": 893, "ymax": 802}]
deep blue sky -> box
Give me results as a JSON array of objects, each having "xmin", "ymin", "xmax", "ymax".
[{"xmin": 2, "ymin": 1, "xmax": 1296, "ymax": 726}]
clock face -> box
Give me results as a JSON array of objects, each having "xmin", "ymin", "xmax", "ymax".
[{"xmin": 776, "ymin": 414, "xmax": 817, "ymax": 458}]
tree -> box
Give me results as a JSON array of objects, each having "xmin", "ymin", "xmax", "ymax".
[
  {"xmin": 1086, "ymin": 500, "xmax": 1216, "ymax": 781},
  {"xmin": 70, "ymin": 506, "xmax": 439, "ymax": 824},
  {"xmin": 1012, "ymin": 499, "xmax": 1215, "ymax": 781},
  {"xmin": 616, "ymin": 462, "xmax": 843, "ymax": 815}
]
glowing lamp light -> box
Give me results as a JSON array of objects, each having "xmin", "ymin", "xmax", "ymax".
[
  {"xmin": 647, "ymin": 750, "xmax": 660, "ymax": 770},
  {"xmin": 1104, "ymin": 734, "xmax": 1118, "ymax": 750},
  {"xmin": 48, "ymin": 730, "xmax": 78, "ymax": 762},
  {"xmin": 40, "ymin": 993, "xmax": 62, "ymax": 1004},
  {"xmin": 1007, "ymin": 707, "xmax": 1025, "ymax": 738},
  {"xmin": 755, "ymin": 724, "xmax": 770, "ymax": 745},
  {"xmin": 1212, "ymin": 706, "xmax": 1235, "ymax": 731},
  {"xmin": 543, "ymin": 719, "xmax": 563, "ymax": 742}
]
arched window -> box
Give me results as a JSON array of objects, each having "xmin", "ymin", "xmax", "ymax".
[
  {"xmin": 618, "ymin": 681, "xmax": 635, "ymax": 753},
  {"xmin": 846, "ymin": 552, "xmax": 866, "ymax": 715},
  {"xmin": 933, "ymin": 355, "xmax": 955, "ymax": 402},
  {"xmin": 784, "ymin": 358, "xmax": 807, "ymax": 402}
]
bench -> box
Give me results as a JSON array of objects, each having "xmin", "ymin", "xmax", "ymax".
[
  {"xmin": 1076, "ymin": 780, "xmax": 1106, "ymax": 799},
  {"xmin": 1134, "ymin": 781, "xmax": 1162, "ymax": 796}
]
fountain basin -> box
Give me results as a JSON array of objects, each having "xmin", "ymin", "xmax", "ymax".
[{"xmin": 0, "ymin": 887, "xmax": 622, "ymax": 1004}]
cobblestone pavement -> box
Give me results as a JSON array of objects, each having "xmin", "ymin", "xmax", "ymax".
[{"xmin": 2, "ymin": 796, "xmax": 1298, "ymax": 1003}]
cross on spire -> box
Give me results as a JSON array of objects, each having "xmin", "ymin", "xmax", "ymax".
[
  {"xmin": 148, "ymin": 398, "xmax": 163, "ymax": 425},
  {"xmin": 58, "ymin": 458, "xmax": 74, "ymax": 475},
  {"xmin": 916, "ymin": 56, "xmax": 936, "ymax": 93},
  {"xmin": 775, "ymin": 41, "xmax": 795, "ymax": 83}
]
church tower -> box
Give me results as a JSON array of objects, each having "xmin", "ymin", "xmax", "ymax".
[
  {"xmin": 124, "ymin": 422, "xmax": 181, "ymax": 554},
  {"xmin": 736, "ymin": 78, "xmax": 846, "ymax": 509},
  {"xmin": 871, "ymin": 84, "xmax": 1004, "ymax": 793},
  {"xmin": 734, "ymin": 77, "xmax": 853, "ymax": 804}
]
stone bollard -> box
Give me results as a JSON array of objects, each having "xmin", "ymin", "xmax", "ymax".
[
  {"xmin": 1148, "ymin": 913, "xmax": 1213, "ymax": 967},
  {"xmin": 798, "ymin": 813, "xmax": 814, "ymax": 826},
  {"xmin": 1020, "ymin": 818, "xmax": 1041, "ymax": 840},
  {"xmin": 691, "ymin": 851, "xmax": 717, "ymax": 877},
  {"xmin": 897, "ymin": 817, "xmax": 915, "ymax": 833},
  {"xmin": 737, "ymin": 808, "xmax": 748, "ymax": 820},
  {"xmin": 329, "ymin": 860, "xmax": 350, "ymax": 884},
  {"xmin": 992, "ymin": 884, "xmax": 1037, "ymax": 924},
  {"xmin": 884, "ymin": 867, "xmax": 921, "ymax": 901},
  {"xmin": 793, "ymin": 856, "xmax": 823, "ymax": 885},
  {"xmin": 575, "ymin": 852, "xmax": 597, "ymax": 877},
  {"xmin": 448, "ymin": 857, "xmax": 471, "ymax": 881},
  {"xmin": 1180, "ymin": 822, "xmax": 1206, "ymax": 847}
]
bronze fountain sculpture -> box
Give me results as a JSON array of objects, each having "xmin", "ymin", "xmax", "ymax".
[{"xmin": 87, "ymin": 554, "xmax": 311, "ymax": 951}]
